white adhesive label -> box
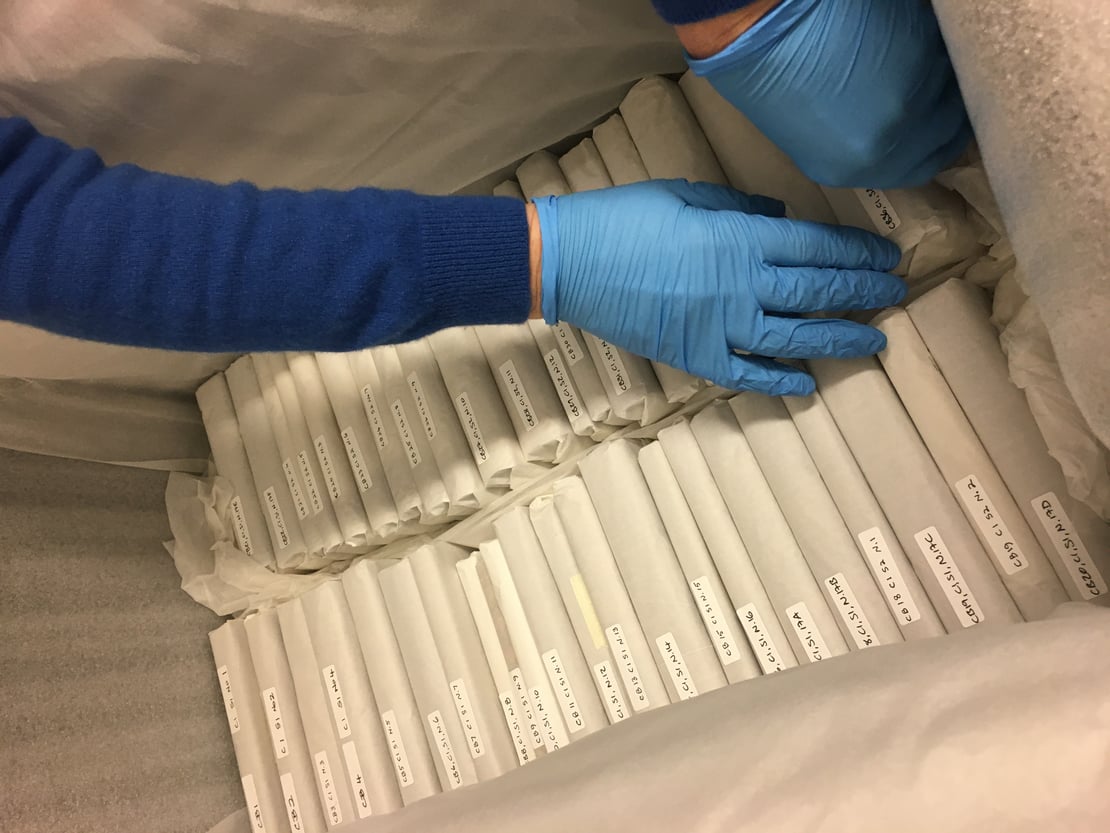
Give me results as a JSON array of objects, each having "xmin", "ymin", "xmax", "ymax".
[
  {"xmin": 956, "ymin": 475, "xmax": 1028, "ymax": 575},
  {"xmin": 341, "ymin": 428, "xmax": 372, "ymax": 493},
  {"xmin": 242, "ymin": 773, "xmax": 267, "ymax": 833},
  {"xmin": 859, "ymin": 527, "xmax": 921, "ymax": 624},
  {"xmin": 512, "ymin": 668, "xmax": 544, "ymax": 751},
  {"xmin": 606, "ymin": 623, "xmax": 650, "ymax": 711},
  {"xmin": 230, "ymin": 496, "xmax": 254, "ymax": 557},
  {"xmin": 342, "ymin": 740, "xmax": 372, "ymax": 819},
  {"xmin": 786, "ymin": 602, "xmax": 832, "ymax": 663},
  {"xmin": 296, "ymin": 451, "xmax": 324, "ymax": 515},
  {"xmin": 544, "ymin": 349, "xmax": 583, "ymax": 423},
  {"xmin": 450, "ymin": 678, "xmax": 486, "ymax": 759},
  {"xmin": 916, "ymin": 526, "xmax": 984, "ymax": 628},
  {"xmin": 499, "ymin": 360, "xmax": 538, "ymax": 431},
  {"xmin": 554, "ymin": 324, "xmax": 585, "ymax": 366},
  {"xmin": 262, "ymin": 486, "xmax": 291, "ymax": 550},
  {"xmin": 592, "ymin": 660, "xmax": 629, "ymax": 723},
  {"xmin": 314, "ymin": 750, "xmax": 343, "ymax": 828},
  {"xmin": 736, "ymin": 604, "xmax": 787, "ymax": 674},
  {"xmin": 529, "ymin": 683, "xmax": 566, "ymax": 751},
  {"xmin": 407, "ymin": 372, "xmax": 437, "ymax": 440},
  {"xmin": 656, "ymin": 633, "xmax": 698, "ymax": 700},
  {"xmin": 218, "ymin": 665, "xmax": 241, "ymax": 734},
  {"xmin": 279, "ymin": 772, "xmax": 305, "ymax": 833},
  {"xmin": 380, "ymin": 710, "xmax": 415, "ymax": 787},
  {"xmin": 855, "ymin": 188, "xmax": 902, "ymax": 237},
  {"xmin": 262, "ymin": 687, "xmax": 289, "ymax": 759},
  {"xmin": 690, "ymin": 577, "xmax": 742, "ymax": 666},
  {"xmin": 322, "ymin": 665, "xmax": 351, "ymax": 738},
  {"xmin": 598, "ymin": 339, "xmax": 631, "ymax": 394},
  {"xmin": 360, "ymin": 385, "xmax": 389, "ymax": 450},
  {"xmin": 543, "ymin": 649, "xmax": 585, "ymax": 733},
  {"xmin": 283, "ymin": 459, "xmax": 310, "ymax": 520},
  {"xmin": 498, "ymin": 690, "xmax": 531, "ymax": 766},
  {"xmin": 390, "ymin": 400, "xmax": 422, "ymax": 468},
  {"xmin": 427, "ymin": 710, "xmax": 464, "ymax": 789},
  {"xmin": 454, "ymin": 393, "xmax": 488, "ymax": 464},
  {"xmin": 1032, "ymin": 492, "xmax": 1107, "ymax": 599},
  {"xmin": 824, "ymin": 574, "xmax": 879, "ymax": 650},
  {"xmin": 314, "ymin": 435, "xmax": 342, "ymax": 501}
]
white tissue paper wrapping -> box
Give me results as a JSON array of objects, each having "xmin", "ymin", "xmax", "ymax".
[
  {"xmin": 427, "ymin": 327, "xmax": 528, "ymax": 488},
  {"xmin": 782, "ymin": 394, "xmax": 946, "ymax": 640},
  {"xmin": 277, "ymin": 598, "xmax": 360, "ymax": 828},
  {"xmin": 551, "ymin": 476, "xmax": 669, "ymax": 711},
  {"xmin": 592, "ymin": 114, "xmax": 651, "ymax": 187},
  {"xmin": 809, "ymin": 356, "xmax": 1022, "ymax": 630},
  {"xmin": 690, "ymin": 403, "xmax": 849, "ymax": 665},
  {"xmin": 195, "ymin": 373, "xmax": 275, "ymax": 569},
  {"xmin": 729, "ymin": 394, "xmax": 906, "ymax": 649},
  {"xmin": 637, "ymin": 442, "xmax": 762, "ymax": 684},
  {"xmin": 209, "ymin": 620, "xmax": 290, "ymax": 833},
  {"xmin": 492, "ymin": 181, "xmax": 525, "ymax": 201},
  {"xmin": 908, "ymin": 280, "xmax": 1110, "ymax": 599},
  {"xmin": 526, "ymin": 319, "xmax": 615, "ymax": 440},
  {"xmin": 242, "ymin": 610, "xmax": 329, "ymax": 833},
  {"xmin": 656, "ymin": 420, "xmax": 799, "ymax": 672},
  {"xmin": 493, "ymin": 507, "xmax": 610, "ymax": 737},
  {"xmin": 873, "ymin": 308, "xmax": 1069, "ymax": 621},
  {"xmin": 345, "ymin": 350, "xmax": 425, "ymax": 524},
  {"xmin": 393, "ymin": 339, "xmax": 496, "ymax": 513},
  {"xmin": 377, "ymin": 558, "xmax": 480, "ymax": 791},
  {"xmin": 341, "ymin": 556, "xmax": 443, "ymax": 805}
]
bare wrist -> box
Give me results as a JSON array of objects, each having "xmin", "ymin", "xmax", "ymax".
[
  {"xmin": 674, "ymin": 0, "xmax": 781, "ymax": 59},
  {"xmin": 526, "ymin": 202, "xmax": 543, "ymax": 319}
]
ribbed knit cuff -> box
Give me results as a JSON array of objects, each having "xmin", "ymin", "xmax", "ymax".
[
  {"xmin": 651, "ymin": 0, "xmax": 761, "ymax": 25},
  {"xmin": 417, "ymin": 194, "xmax": 532, "ymax": 330}
]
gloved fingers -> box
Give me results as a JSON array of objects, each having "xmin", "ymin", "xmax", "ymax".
[
  {"xmin": 742, "ymin": 316, "xmax": 887, "ymax": 360},
  {"xmin": 754, "ymin": 266, "xmax": 906, "ymax": 313},
  {"xmin": 664, "ymin": 179, "xmax": 787, "ymax": 218},
  {"xmin": 746, "ymin": 215, "xmax": 902, "ymax": 271},
  {"xmin": 894, "ymin": 117, "xmax": 974, "ymax": 189},
  {"xmin": 712, "ymin": 353, "xmax": 816, "ymax": 396}
]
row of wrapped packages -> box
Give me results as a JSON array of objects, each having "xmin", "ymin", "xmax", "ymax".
[{"xmin": 210, "ymin": 276, "xmax": 1109, "ymax": 832}]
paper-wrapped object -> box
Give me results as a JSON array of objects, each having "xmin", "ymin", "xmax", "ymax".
[
  {"xmin": 657, "ymin": 420, "xmax": 798, "ymax": 673},
  {"xmin": 810, "ymin": 356, "xmax": 1023, "ymax": 630},
  {"xmin": 730, "ymin": 394, "xmax": 905, "ymax": 649},
  {"xmin": 527, "ymin": 319, "xmax": 611, "ymax": 440},
  {"xmin": 592, "ymin": 114, "xmax": 651, "ymax": 187}
]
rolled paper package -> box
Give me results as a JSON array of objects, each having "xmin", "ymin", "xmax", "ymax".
[
  {"xmin": 492, "ymin": 180, "xmax": 524, "ymax": 201},
  {"xmin": 809, "ymin": 355, "xmax": 1023, "ymax": 630},
  {"xmin": 370, "ymin": 345, "xmax": 451, "ymax": 523},
  {"xmin": 345, "ymin": 349, "xmax": 423, "ymax": 523},
  {"xmin": 341, "ymin": 558, "xmax": 442, "ymax": 804},
  {"xmin": 407, "ymin": 542, "xmax": 520, "ymax": 779},
  {"xmin": 243, "ymin": 610, "xmax": 329, "ymax": 833},
  {"xmin": 690, "ymin": 402, "xmax": 849, "ymax": 665},
  {"xmin": 657, "ymin": 419, "xmax": 798, "ymax": 673},
  {"xmin": 427, "ymin": 326, "xmax": 525, "ymax": 488},
  {"xmin": 552, "ymin": 476, "xmax": 668, "ymax": 713},
  {"xmin": 783, "ymin": 392, "xmax": 945, "ymax": 639},
  {"xmin": 907, "ymin": 279, "xmax": 1110, "ymax": 601},
  {"xmin": 196, "ymin": 373, "xmax": 275, "ymax": 568},
  {"xmin": 527, "ymin": 319, "xmax": 612, "ymax": 440},
  {"xmin": 579, "ymin": 440, "xmax": 729, "ymax": 700},
  {"xmin": 277, "ymin": 598, "xmax": 358, "ymax": 828},
  {"xmin": 394, "ymin": 338, "xmax": 495, "ymax": 513},
  {"xmin": 285, "ymin": 352, "xmax": 378, "ymax": 545},
  {"xmin": 493, "ymin": 506, "xmax": 610, "ymax": 737},
  {"xmin": 872, "ymin": 308, "xmax": 1069, "ymax": 621},
  {"xmin": 378, "ymin": 559, "xmax": 479, "ymax": 791},
  {"xmin": 729, "ymin": 394, "xmax": 905, "ymax": 650},
  {"xmin": 637, "ymin": 441, "xmax": 763, "ymax": 683},
  {"xmin": 225, "ymin": 356, "xmax": 308, "ymax": 567},
  {"xmin": 592, "ymin": 114, "xmax": 651, "ymax": 187},
  {"xmin": 210, "ymin": 620, "xmax": 291, "ymax": 833}
]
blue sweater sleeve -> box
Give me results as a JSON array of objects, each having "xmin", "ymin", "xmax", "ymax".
[
  {"xmin": 651, "ymin": 0, "xmax": 761, "ymax": 25},
  {"xmin": 0, "ymin": 117, "xmax": 531, "ymax": 353}
]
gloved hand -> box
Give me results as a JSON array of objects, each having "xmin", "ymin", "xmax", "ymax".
[
  {"xmin": 532, "ymin": 179, "xmax": 905, "ymax": 396},
  {"xmin": 686, "ymin": 0, "xmax": 972, "ymax": 189}
]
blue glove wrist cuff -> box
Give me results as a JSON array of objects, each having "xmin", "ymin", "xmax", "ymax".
[
  {"xmin": 685, "ymin": 0, "xmax": 821, "ymax": 74},
  {"xmin": 532, "ymin": 195, "xmax": 562, "ymax": 325}
]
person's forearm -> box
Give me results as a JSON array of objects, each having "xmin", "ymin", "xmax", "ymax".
[
  {"xmin": 0, "ymin": 117, "xmax": 532, "ymax": 353},
  {"xmin": 670, "ymin": 0, "xmax": 782, "ymax": 58}
]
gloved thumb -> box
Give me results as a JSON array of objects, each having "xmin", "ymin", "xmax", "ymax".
[{"xmin": 664, "ymin": 179, "xmax": 786, "ymax": 218}]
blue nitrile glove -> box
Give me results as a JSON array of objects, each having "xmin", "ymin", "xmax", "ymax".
[
  {"xmin": 532, "ymin": 179, "xmax": 905, "ymax": 396},
  {"xmin": 687, "ymin": 0, "xmax": 972, "ymax": 189}
]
